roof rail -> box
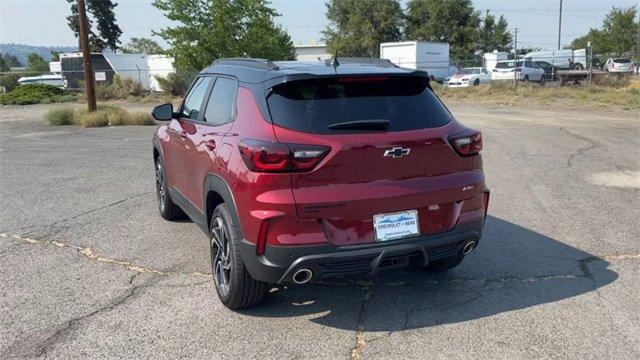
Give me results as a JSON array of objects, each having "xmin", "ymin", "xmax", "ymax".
[
  {"xmin": 324, "ymin": 57, "xmax": 397, "ymax": 68},
  {"xmin": 213, "ymin": 58, "xmax": 279, "ymax": 71}
]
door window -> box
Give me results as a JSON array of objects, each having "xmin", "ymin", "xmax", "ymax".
[
  {"xmin": 203, "ymin": 77, "xmax": 238, "ymax": 125},
  {"xmin": 181, "ymin": 77, "xmax": 212, "ymax": 120}
]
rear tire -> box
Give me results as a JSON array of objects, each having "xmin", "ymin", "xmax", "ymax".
[
  {"xmin": 539, "ymin": 75, "xmax": 546, "ymax": 85},
  {"xmin": 423, "ymin": 252, "xmax": 465, "ymax": 273},
  {"xmin": 210, "ymin": 203, "xmax": 268, "ymax": 310},
  {"xmin": 155, "ymin": 158, "xmax": 183, "ymax": 220},
  {"xmin": 523, "ymin": 75, "xmax": 529, "ymax": 82}
]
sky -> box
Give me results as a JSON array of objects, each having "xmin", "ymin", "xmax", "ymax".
[{"xmin": 0, "ymin": 0, "xmax": 638, "ymax": 51}]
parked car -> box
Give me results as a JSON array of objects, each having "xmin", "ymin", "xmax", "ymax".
[
  {"xmin": 151, "ymin": 58, "xmax": 489, "ymax": 309},
  {"xmin": 491, "ymin": 59, "xmax": 546, "ymax": 83},
  {"xmin": 603, "ymin": 58, "xmax": 634, "ymax": 73},
  {"xmin": 447, "ymin": 67, "xmax": 491, "ymax": 87},
  {"xmin": 534, "ymin": 61, "xmax": 556, "ymax": 80}
]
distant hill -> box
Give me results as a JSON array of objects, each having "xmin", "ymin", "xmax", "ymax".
[{"xmin": 0, "ymin": 43, "xmax": 77, "ymax": 66}]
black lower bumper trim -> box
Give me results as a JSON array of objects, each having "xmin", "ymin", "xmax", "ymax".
[{"xmin": 239, "ymin": 228, "xmax": 481, "ymax": 284}]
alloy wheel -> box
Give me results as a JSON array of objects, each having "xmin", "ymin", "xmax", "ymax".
[
  {"xmin": 155, "ymin": 161, "xmax": 165, "ymax": 212},
  {"xmin": 211, "ymin": 217, "xmax": 231, "ymax": 297}
]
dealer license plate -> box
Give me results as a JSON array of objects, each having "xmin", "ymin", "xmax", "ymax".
[{"xmin": 373, "ymin": 210, "xmax": 420, "ymax": 242}]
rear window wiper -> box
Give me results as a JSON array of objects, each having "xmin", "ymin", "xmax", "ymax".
[{"xmin": 328, "ymin": 119, "xmax": 390, "ymax": 130}]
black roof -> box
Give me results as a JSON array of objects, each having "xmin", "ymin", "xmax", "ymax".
[{"xmin": 200, "ymin": 57, "xmax": 428, "ymax": 86}]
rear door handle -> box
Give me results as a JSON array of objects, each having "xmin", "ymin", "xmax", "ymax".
[{"xmin": 205, "ymin": 140, "xmax": 216, "ymax": 150}]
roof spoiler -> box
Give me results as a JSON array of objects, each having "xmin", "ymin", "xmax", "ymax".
[
  {"xmin": 213, "ymin": 58, "xmax": 279, "ymax": 71},
  {"xmin": 323, "ymin": 57, "xmax": 397, "ymax": 68}
]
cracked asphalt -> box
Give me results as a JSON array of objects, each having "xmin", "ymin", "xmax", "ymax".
[{"xmin": 1, "ymin": 102, "xmax": 638, "ymax": 359}]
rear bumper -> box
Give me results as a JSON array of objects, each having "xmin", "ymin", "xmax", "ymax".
[{"xmin": 239, "ymin": 218, "xmax": 483, "ymax": 284}]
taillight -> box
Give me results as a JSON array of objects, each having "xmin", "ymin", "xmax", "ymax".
[
  {"xmin": 238, "ymin": 139, "xmax": 330, "ymax": 172},
  {"xmin": 449, "ymin": 132, "xmax": 482, "ymax": 156}
]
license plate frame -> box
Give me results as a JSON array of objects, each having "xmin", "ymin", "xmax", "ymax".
[{"xmin": 373, "ymin": 210, "xmax": 420, "ymax": 242}]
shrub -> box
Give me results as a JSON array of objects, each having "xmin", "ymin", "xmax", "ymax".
[
  {"xmin": 113, "ymin": 75, "xmax": 143, "ymax": 97},
  {"xmin": 124, "ymin": 111, "xmax": 155, "ymax": 125},
  {"xmin": 45, "ymin": 107, "xmax": 75, "ymax": 125},
  {"xmin": 79, "ymin": 111, "xmax": 110, "ymax": 127},
  {"xmin": 156, "ymin": 71, "xmax": 194, "ymax": 96},
  {"xmin": 45, "ymin": 104, "xmax": 156, "ymax": 127},
  {"xmin": 80, "ymin": 75, "xmax": 145, "ymax": 100},
  {"xmin": 0, "ymin": 84, "xmax": 75, "ymax": 105}
]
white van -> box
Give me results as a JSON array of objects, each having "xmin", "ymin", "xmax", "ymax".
[{"xmin": 524, "ymin": 49, "xmax": 587, "ymax": 70}]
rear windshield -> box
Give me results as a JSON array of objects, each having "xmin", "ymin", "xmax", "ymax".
[
  {"xmin": 495, "ymin": 61, "xmax": 522, "ymax": 69},
  {"xmin": 613, "ymin": 58, "xmax": 631, "ymax": 63},
  {"xmin": 266, "ymin": 76, "xmax": 451, "ymax": 134}
]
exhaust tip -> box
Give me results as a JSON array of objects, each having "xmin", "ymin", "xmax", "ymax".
[
  {"xmin": 462, "ymin": 241, "xmax": 477, "ymax": 255},
  {"xmin": 292, "ymin": 268, "xmax": 313, "ymax": 285}
]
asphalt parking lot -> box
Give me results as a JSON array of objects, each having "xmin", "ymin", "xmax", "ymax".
[{"xmin": 1, "ymin": 102, "xmax": 638, "ymax": 359}]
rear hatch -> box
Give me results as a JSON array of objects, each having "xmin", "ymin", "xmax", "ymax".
[
  {"xmin": 266, "ymin": 75, "xmax": 482, "ymax": 245},
  {"xmin": 493, "ymin": 61, "xmax": 520, "ymax": 77}
]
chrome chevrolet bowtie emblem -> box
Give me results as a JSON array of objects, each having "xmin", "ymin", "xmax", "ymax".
[{"xmin": 383, "ymin": 147, "xmax": 411, "ymax": 158}]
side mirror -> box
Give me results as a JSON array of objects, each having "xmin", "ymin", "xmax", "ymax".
[{"xmin": 152, "ymin": 103, "xmax": 174, "ymax": 121}]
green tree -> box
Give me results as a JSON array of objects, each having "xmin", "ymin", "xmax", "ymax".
[
  {"xmin": 153, "ymin": 0, "xmax": 295, "ymax": 71},
  {"xmin": 406, "ymin": 0, "xmax": 480, "ymax": 60},
  {"xmin": 27, "ymin": 53, "xmax": 49, "ymax": 73},
  {"xmin": 323, "ymin": 0, "xmax": 404, "ymax": 58},
  {"xmin": 492, "ymin": 15, "xmax": 512, "ymax": 53},
  {"xmin": 477, "ymin": 12, "xmax": 512, "ymax": 53},
  {"xmin": 2, "ymin": 54, "xmax": 21, "ymax": 67},
  {"xmin": 50, "ymin": 51, "xmax": 61, "ymax": 62},
  {"xmin": 121, "ymin": 37, "xmax": 165, "ymax": 54},
  {"xmin": 66, "ymin": 0, "xmax": 122, "ymax": 51},
  {"xmin": 570, "ymin": 6, "xmax": 638, "ymax": 55},
  {"xmin": 0, "ymin": 54, "xmax": 9, "ymax": 73}
]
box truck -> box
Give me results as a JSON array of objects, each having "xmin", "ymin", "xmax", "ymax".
[{"xmin": 380, "ymin": 41, "xmax": 450, "ymax": 81}]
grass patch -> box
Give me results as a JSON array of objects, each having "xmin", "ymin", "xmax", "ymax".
[
  {"xmin": 433, "ymin": 79, "xmax": 640, "ymax": 109},
  {"xmin": 0, "ymin": 84, "xmax": 77, "ymax": 105},
  {"xmin": 45, "ymin": 104, "xmax": 156, "ymax": 127}
]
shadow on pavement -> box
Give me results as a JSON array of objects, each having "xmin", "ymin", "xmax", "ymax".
[{"xmin": 241, "ymin": 216, "xmax": 618, "ymax": 332}]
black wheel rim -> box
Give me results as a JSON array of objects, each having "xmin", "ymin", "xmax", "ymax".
[
  {"xmin": 211, "ymin": 217, "xmax": 231, "ymax": 297},
  {"xmin": 155, "ymin": 161, "xmax": 165, "ymax": 212}
]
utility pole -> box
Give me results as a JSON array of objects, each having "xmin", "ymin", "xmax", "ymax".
[
  {"xmin": 513, "ymin": 27, "xmax": 518, "ymax": 90},
  {"xmin": 636, "ymin": 9, "xmax": 639, "ymax": 75},
  {"xmin": 557, "ymin": 0, "xmax": 563, "ymax": 50},
  {"xmin": 77, "ymin": 0, "xmax": 96, "ymax": 112}
]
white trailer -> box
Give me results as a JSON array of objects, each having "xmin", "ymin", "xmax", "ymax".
[
  {"xmin": 483, "ymin": 51, "xmax": 508, "ymax": 72},
  {"xmin": 380, "ymin": 41, "xmax": 450, "ymax": 81}
]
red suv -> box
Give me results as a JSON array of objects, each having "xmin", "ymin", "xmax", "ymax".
[{"xmin": 152, "ymin": 58, "xmax": 489, "ymax": 309}]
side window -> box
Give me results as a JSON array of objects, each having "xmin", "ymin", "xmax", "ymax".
[
  {"xmin": 182, "ymin": 77, "xmax": 212, "ymax": 120},
  {"xmin": 203, "ymin": 77, "xmax": 238, "ymax": 125}
]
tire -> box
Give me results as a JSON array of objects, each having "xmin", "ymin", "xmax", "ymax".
[
  {"xmin": 573, "ymin": 63, "xmax": 584, "ymax": 70},
  {"xmin": 423, "ymin": 252, "xmax": 465, "ymax": 273},
  {"xmin": 473, "ymin": 78, "xmax": 480, "ymax": 86},
  {"xmin": 155, "ymin": 157, "xmax": 183, "ymax": 220},
  {"xmin": 539, "ymin": 75, "xmax": 546, "ymax": 85},
  {"xmin": 210, "ymin": 203, "xmax": 268, "ymax": 310},
  {"xmin": 523, "ymin": 75, "xmax": 529, "ymax": 82}
]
